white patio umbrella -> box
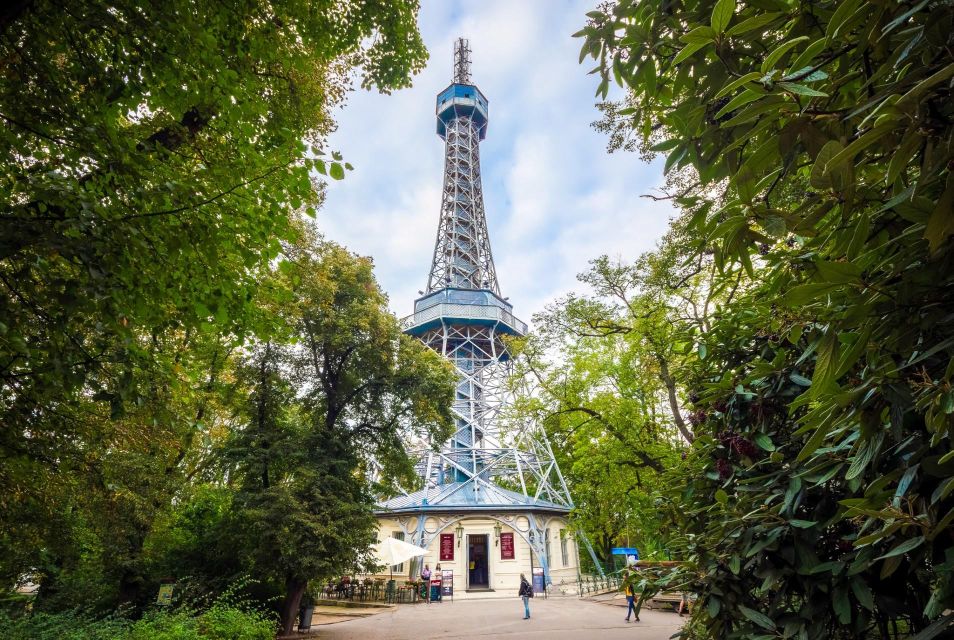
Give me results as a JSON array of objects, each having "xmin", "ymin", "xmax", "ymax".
[{"xmin": 373, "ymin": 537, "xmax": 428, "ymax": 581}]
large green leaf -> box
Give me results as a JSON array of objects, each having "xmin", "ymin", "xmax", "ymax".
[
  {"xmin": 810, "ymin": 333, "xmax": 840, "ymax": 398},
  {"xmin": 780, "ymin": 283, "xmax": 839, "ymax": 306},
  {"xmin": 727, "ymin": 12, "xmax": 784, "ymax": 36},
  {"xmin": 875, "ymin": 536, "xmax": 925, "ymax": 561},
  {"xmin": 924, "ymin": 174, "xmax": 954, "ymax": 252},
  {"xmin": 809, "ymin": 140, "xmax": 845, "ymax": 190},
  {"xmin": 711, "ymin": 0, "xmax": 736, "ymax": 33},
  {"xmin": 761, "ymin": 36, "xmax": 810, "ymax": 73},
  {"xmin": 739, "ymin": 605, "xmax": 775, "ymax": 630}
]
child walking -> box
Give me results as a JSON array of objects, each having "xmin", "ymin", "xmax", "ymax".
[{"xmin": 623, "ymin": 570, "xmax": 639, "ymax": 622}]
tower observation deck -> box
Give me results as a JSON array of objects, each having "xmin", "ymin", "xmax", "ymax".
[{"xmin": 374, "ymin": 39, "xmax": 602, "ymax": 591}]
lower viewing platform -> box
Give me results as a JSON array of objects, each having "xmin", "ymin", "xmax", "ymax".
[{"xmin": 400, "ymin": 302, "xmax": 527, "ymax": 336}]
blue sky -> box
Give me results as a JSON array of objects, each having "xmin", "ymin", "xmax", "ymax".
[{"xmin": 318, "ymin": 0, "xmax": 676, "ymax": 322}]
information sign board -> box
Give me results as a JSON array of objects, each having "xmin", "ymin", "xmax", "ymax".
[
  {"xmin": 441, "ymin": 569, "xmax": 453, "ymax": 598},
  {"xmin": 532, "ymin": 567, "xmax": 545, "ymax": 594},
  {"xmin": 157, "ymin": 583, "xmax": 174, "ymax": 606},
  {"xmin": 500, "ymin": 532, "xmax": 514, "ymax": 560}
]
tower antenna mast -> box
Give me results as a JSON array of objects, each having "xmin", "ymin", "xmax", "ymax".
[{"xmin": 453, "ymin": 37, "xmax": 471, "ymax": 84}]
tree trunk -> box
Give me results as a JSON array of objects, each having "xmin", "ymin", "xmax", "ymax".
[
  {"xmin": 116, "ymin": 522, "xmax": 151, "ymax": 607},
  {"xmin": 656, "ymin": 355, "xmax": 694, "ymax": 443},
  {"xmin": 279, "ymin": 576, "xmax": 308, "ymax": 637},
  {"xmin": 34, "ymin": 553, "xmax": 65, "ymax": 610},
  {"xmin": 604, "ymin": 539, "xmax": 612, "ymax": 565},
  {"xmin": 117, "ymin": 568, "xmax": 143, "ymax": 607}
]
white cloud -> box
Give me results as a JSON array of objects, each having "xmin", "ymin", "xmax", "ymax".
[{"xmin": 318, "ymin": 0, "xmax": 677, "ymax": 324}]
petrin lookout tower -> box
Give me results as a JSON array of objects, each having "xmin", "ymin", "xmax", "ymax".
[{"xmin": 374, "ymin": 39, "xmax": 589, "ymax": 596}]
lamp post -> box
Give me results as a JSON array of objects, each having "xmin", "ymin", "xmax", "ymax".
[
  {"xmin": 528, "ymin": 529, "xmax": 536, "ymax": 592},
  {"xmin": 456, "ymin": 523, "xmax": 464, "ymax": 548}
]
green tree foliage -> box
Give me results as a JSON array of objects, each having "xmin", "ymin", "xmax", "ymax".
[
  {"xmin": 0, "ymin": 0, "xmax": 428, "ymax": 423},
  {"xmin": 516, "ymin": 322, "xmax": 676, "ymax": 564},
  {"xmin": 3, "ymin": 237, "xmax": 455, "ymax": 627},
  {"xmin": 221, "ymin": 238, "xmax": 454, "ymax": 635},
  {"xmin": 140, "ymin": 486, "xmax": 242, "ymax": 601},
  {"xmin": 4, "ymin": 326, "xmax": 236, "ymax": 610},
  {"xmin": 0, "ymin": 0, "xmax": 437, "ymax": 622},
  {"xmin": 513, "ymin": 224, "xmax": 714, "ymax": 564},
  {"xmin": 577, "ymin": 0, "xmax": 954, "ymax": 637}
]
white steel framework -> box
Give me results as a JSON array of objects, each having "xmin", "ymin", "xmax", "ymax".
[
  {"xmin": 426, "ymin": 118, "xmax": 499, "ymax": 294},
  {"xmin": 426, "ymin": 40, "xmax": 498, "ymax": 295}
]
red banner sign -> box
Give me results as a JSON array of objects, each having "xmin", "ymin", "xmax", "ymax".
[
  {"xmin": 440, "ymin": 533, "xmax": 454, "ymax": 561},
  {"xmin": 500, "ymin": 532, "xmax": 515, "ymax": 560}
]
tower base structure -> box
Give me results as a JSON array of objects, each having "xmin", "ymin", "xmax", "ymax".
[{"xmin": 371, "ymin": 508, "xmax": 581, "ymax": 598}]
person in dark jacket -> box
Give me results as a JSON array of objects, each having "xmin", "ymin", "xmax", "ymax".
[{"xmin": 518, "ymin": 574, "xmax": 533, "ymax": 619}]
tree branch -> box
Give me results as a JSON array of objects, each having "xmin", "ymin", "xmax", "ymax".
[{"xmin": 121, "ymin": 163, "xmax": 291, "ymax": 220}]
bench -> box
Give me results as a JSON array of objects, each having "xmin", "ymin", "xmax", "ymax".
[{"xmin": 647, "ymin": 591, "xmax": 688, "ymax": 612}]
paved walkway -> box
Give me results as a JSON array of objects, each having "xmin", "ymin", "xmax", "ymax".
[
  {"xmin": 305, "ymin": 604, "xmax": 392, "ymax": 628},
  {"xmin": 311, "ymin": 595, "xmax": 683, "ymax": 639}
]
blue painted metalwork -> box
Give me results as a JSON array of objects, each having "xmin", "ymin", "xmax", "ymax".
[
  {"xmin": 379, "ymin": 482, "xmax": 569, "ymax": 514},
  {"xmin": 436, "ymin": 84, "xmax": 489, "ymax": 140}
]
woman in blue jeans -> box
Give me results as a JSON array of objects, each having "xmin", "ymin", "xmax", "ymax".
[{"xmin": 518, "ymin": 574, "xmax": 533, "ymax": 619}]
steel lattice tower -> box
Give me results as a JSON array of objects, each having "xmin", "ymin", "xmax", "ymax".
[
  {"xmin": 426, "ymin": 38, "xmax": 499, "ymax": 296},
  {"xmin": 377, "ymin": 39, "xmax": 603, "ymax": 586}
]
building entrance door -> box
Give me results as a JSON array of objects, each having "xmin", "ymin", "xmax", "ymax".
[{"xmin": 467, "ymin": 534, "xmax": 489, "ymax": 588}]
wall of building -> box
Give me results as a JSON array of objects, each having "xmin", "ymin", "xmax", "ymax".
[{"xmin": 371, "ymin": 514, "xmax": 579, "ymax": 599}]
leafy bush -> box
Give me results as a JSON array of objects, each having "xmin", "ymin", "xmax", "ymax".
[
  {"xmin": 0, "ymin": 609, "xmax": 131, "ymax": 640},
  {"xmin": 126, "ymin": 604, "xmax": 275, "ymax": 640},
  {"xmin": 0, "ymin": 601, "xmax": 275, "ymax": 640}
]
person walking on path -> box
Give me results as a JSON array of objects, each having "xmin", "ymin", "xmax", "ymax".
[
  {"xmin": 518, "ymin": 573, "xmax": 533, "ymax": 620},
  {"xmin": 622, "ymin": 570, "xmax": 639, "ymax": 622}
]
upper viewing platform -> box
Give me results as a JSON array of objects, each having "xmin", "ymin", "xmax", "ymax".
[
  {"xmin": 435, "ymin": 37, "xmax": 489, "ymax": 141},
  {"xmin": 436, "ymin": 83, "xmax": 489, "ymax": 141}
]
